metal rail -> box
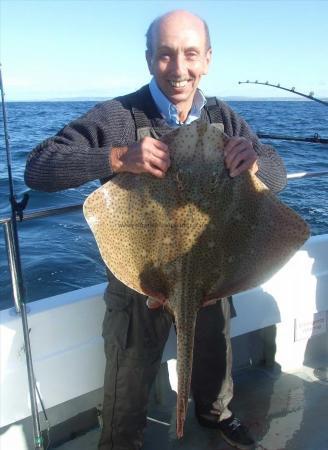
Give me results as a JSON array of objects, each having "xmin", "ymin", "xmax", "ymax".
[
  {"xmin": 0, "ymin": 203, "xmax": 83, "ymax": 224},
  {"xmin": 0, "ymin": 203, "xmax": 82, "ymax": 225},
  {"xmin": 1, "ymin": 66, "xmax": 44, "ymax": 449},
  {"xmin": 287, "ymin": 171, "xmax": 328, "ymax": 179},
  {"xmin": 1, "ymin": 171, "xmax": 327, "ymax": 226}
]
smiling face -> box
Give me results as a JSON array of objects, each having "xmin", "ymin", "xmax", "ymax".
[{"xmin": 146, "ymin": 11, "xmax": 212, "ymax": 120}]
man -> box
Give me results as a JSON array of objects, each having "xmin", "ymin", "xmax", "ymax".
[{"xmin": 25, "ymin": 10, "xmax": 286, "ymax": 450}]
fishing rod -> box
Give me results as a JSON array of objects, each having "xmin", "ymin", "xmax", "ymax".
[
  {"xmin": 239, "ymin": 80, "xmax": 328, "ymax": 143},
  {"xmin": 238, "ymin": 80, "xmax": 328, "ymax": 106},
  {"xmin": 256, "ymin": 132, "xmax": 328, "ymax": 145},
  {"xmin": 0, "ymin": 66, "xmax": 45, "ymax": 449}
]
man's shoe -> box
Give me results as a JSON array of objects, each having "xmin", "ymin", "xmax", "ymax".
[
  {"xmin": 196, "ymin": 411, "xmax": 255, "ymax": 449},
  {"xmin": 217, "ymin": 416, "xmax": 255, "ymax": 449}
]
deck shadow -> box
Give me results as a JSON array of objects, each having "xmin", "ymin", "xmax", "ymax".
[{"xmin": 144, "ymin": 364, "xmax": 328, "ymax": 450}]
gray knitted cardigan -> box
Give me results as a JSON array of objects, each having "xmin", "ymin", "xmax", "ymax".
[{"xmin": 25, "ymin": 85, "xmax": 287, "ymax": 193}]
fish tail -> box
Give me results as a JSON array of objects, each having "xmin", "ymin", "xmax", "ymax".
[
  {"xmin": 176, "ymin": 396, "xmax": 186, "ymax": 439},
  {"xmin": 175, "ymin": 314, "xmax": 197, "ymax": 438}
]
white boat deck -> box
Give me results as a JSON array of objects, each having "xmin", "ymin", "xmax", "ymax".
[{"xmin": 57, "ymin": 363, "xmax": 328, "ymax": 450}]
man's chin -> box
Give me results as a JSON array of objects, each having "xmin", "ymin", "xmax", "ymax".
[{"xmin": 166, "ymin": 91, "xmax": 194, "ymax": 106}]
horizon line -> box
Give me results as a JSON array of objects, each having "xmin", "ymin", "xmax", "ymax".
[{"xmin": 7, "ymin": 96, "xmax": 328, "ymax": 103}]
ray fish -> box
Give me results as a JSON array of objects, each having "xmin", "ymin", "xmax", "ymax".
[{"xmin": 83, "ymin": 120, "xmax": 309, "ymax": 438}]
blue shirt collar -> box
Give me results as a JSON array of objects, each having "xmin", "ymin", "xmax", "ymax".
[{"xmin": 149, "ymin": 78, "xmax": 206, "ymax": 127}]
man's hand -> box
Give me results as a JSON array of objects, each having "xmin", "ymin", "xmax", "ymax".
[
  {"xmin": 111, "ymin": 137, "xmax": 170, "ymax": 178},
  {"xmin": 224, "ymin": 136, "xmax": 258, "ymax": 177}
]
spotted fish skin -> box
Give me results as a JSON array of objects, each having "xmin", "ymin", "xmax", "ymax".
[
  {"xmin": 83, "ymin": 120, "xmax": 310, "ymax": 438},
  {"xmin": 170, "ymin": 283, "xmax": 203, "ymax": 439}
]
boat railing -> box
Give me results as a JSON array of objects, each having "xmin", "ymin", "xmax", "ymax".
[{"xmin": 1, "ymin": 170, "xmax": 327, "ymax": 227}]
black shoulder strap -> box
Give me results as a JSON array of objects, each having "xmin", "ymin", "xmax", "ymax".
[
  {"xmin": 131, "ymin": 107, "xmax": 151, "ymax": 130},
  {"xmin": 129, "ymin": 85, "xmax": 161, "ymax": 131},
  {"xmin": 204, "ymin": 96, "xmax": 223, "ymax": 124}
]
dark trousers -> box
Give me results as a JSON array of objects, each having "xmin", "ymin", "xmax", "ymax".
[{"xmin": 98, "ymin": 275, "xmax": 233, "ymax": 450}]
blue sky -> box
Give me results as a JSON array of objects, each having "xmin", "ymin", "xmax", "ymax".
[{"xmin": 1, "ymin": 0, "xmax": 327, "ymax": 100}]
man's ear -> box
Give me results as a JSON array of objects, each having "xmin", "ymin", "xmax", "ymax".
[
  {"xmin": 203, "ymin": 48, "xmax": 212, "ymax": 75},
  {"xmin": 145, "ymin": 50, "xmax": 153, "ymax": 74}
]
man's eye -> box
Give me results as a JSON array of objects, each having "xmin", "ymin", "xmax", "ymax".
[
  {"xmin": 159, "ymin": 54, "xmax": 170, "ymax": 61},
  {"xmin": 186, "ymin": 52, "xmax": 199, "ymax": 60}
]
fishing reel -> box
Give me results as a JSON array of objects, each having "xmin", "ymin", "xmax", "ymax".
[{"xmin": 11, "ymin": 192, "xmax": 29, "ymax": 221}]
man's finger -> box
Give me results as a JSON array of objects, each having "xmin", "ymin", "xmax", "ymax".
[
  {"xmin": 230, "ymin": 159, "xmax": 254, "ymax": 177},
  {"xmin": 149, "ymin": 153, "xmax": 171, "ymax": 172},
  {"xmin": 228, "ymin": 148, "xmax": 255, "ymax": 173},
  {"xmin": 153, "ymin": 139, "xmax": 169, "ymax": 152},
  {"xmin": 146, "ymin": 298, "xmax": 168, "ymax": 309},
  {"xmin": 150, "ymin": 147, "xmax": 171, "ymax": 164},
  {"xmin": 225, "ymin": 144, "xmax": 246, "ymax": 167},
  {"xmin": 223, "ymin": 136, "xmax": 240, "ymax": 154},
  {"xmin": 146, "ymin": 163, "xmax": 166, "ymax": 178}
]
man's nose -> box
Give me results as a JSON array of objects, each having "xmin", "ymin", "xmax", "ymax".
[{"xmin": 171, "ymin": 53, "xmax": 186, "ymax": 76}]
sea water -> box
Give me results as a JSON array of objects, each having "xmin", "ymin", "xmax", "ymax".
[{"xmin": 0, "ymin": 100, "xmax": 327, "ymax": 309}]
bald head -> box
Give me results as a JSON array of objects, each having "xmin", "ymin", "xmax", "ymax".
[{"xmin": 146, "ymin": 10, "xmax": 211, "ymax": 56}]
